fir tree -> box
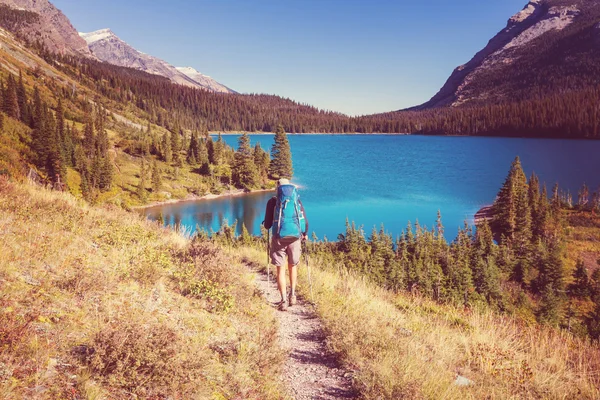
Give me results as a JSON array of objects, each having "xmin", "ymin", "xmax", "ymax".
[
  {"xmin": 253, "ymin": 142, "xmax": 270, "ymax": 181},
  {"xmin": 151, "ymin": 160, "xmax": 162, "ymax": 193},
  {"xmin": 187, "ymin": 131, "xmax": 200, "ymax": 165},
  {"xmin": 569, "ymin": 259, "xmax": 590, "ymax": 298},
  {"xmin": 577, "ymin": 183, "xmax": 589, "ymax": 209},
  {"xmin": 16, "ymin": 70, "xmax": 27, "ymax": 123},
  {"xmin": 137, "ymin": 158, "xmax": 148, "ymax": 202},
  {"xmin": 161, "ymin": 132, "xmax": 172, "ymax": 163},
  {"xmin": 232, "ymin": 132, "xmax": 259, "ymax": 189},
  {"xmin": 269, "ymin": 125, "xmax": 293, "ymax": 179},
  {"xmin": 492, "ymin": 156, "xmax": 528, "ymax": 245},
  {"xmin": 3, "ymin": 74, "xmax": 20, "ymax": 120}
]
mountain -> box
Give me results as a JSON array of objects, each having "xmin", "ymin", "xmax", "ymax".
[
  {"xmin": 0, "ymin": 0, "xmax": 91, "ymax": 56},
  {"xmin": 415, "ymin": 0, "xmax": 600, "ymax": 109},
  {"xmin": 176, "ymin": 66, "xmax": 235, "ymax": 94},
  {"xmin": 80, "ymin": 28, "xmax": 235, "ymax": 94}
]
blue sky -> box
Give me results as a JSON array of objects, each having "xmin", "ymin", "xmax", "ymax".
[{"xmin": 52, "ymin": 0, "xmax": 527, "ymax": 116}]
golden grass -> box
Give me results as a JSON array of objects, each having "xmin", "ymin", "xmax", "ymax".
[
  {"xmin": 237, "ymin": 245, "xmax": 600, "ymax": 399},
  {"xmin": 0, "ymin": 179, "xmax": 286, "ymax": 399}
]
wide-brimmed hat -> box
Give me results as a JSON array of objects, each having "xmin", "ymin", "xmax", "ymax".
[{"xmin": 277, "ymin": 178, "xmax": 290, "ymax": 186}]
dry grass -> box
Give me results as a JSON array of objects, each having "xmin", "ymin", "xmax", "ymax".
[
  {"xmin": 565, "ymin": 210, "xmax": 600, "ymax": 274},
  {"xmin": 238, "ymin": 245, "xmax": 600, "ymax": 399},
  {"xmin": 0, "ymin": 178, "xmax": 286, "ymax": 399}
]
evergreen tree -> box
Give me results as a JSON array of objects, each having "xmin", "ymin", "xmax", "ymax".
[
  {"xmin": 83, "ymin": 114, "xmax": 96, "ymax": 157},
  {"xmin": 151, "ymin": 160, "xmax": 162, "ymax": 193},
  {"xmin": 253, "ymin": 142, "xmax": 270, "ymax": 181},
  {"xmin": 536, "ymin": 240, "xmax": 566, "ymax": 326},
  {"xmin": 161, "ymin": 132, "xmax": 172, "ymax": 163},
  {"xmin": 492, "ymin": 156, "xmax": 528, "ymax": 244},
  {"xmin": 269, "ymin": 125, "xmax": 293, "ymax": 179},
  {"xmin": 578, "ymin": 183, "xmax": 590, "ymax": 209},
  {"xmin": 30, "ymin": 87, "xmax": 46, "ymax": 169},
  {"xmin": 472, "ymin": 220, "xmax": 502, "ymax": 306},
  {"xmin": 137, "ymin": 158, "xmax": 148, "ymax": 202},
  {"xmin": 16, "ymin": 70, "xmax": 27, "ymax": 123},
  {"xmin": 187, "ymin": 131, "xmax": 200, "ymax": 165},
  {"xmin": 3, "ymin": 74, "xmax": 20, "ymax": 120},
  {"xmin": 232, "ymin": 132, "xmax": 259, "ymax": 189},
  {"xmin": 568, "ymin": 259, "xmax": 590, "ymax": 298},
  {"xmin": 44, "ymin": 107, "xmax": 64, "ymax": 183}
]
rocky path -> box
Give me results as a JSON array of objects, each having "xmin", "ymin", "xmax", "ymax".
[{"xmin": 253, "ymin": 267, "xmax": 356, "ymax": 400}]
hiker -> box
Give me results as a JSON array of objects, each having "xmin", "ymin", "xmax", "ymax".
[{"xmin": 263, "ymin": 178, "xmax": 308, "ymax": 311}]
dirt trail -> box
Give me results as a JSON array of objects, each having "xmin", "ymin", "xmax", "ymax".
[{"xmin": 253, "ymin": 268, "xmax": 356, "ymax": 400}]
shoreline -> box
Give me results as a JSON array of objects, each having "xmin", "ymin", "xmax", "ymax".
[
  {"xmin": 132, "ymin": 187, "xmax": 275, "ymax": 210},
  {"xmin": 209, "ymin": 131, "xmax": 412, "ymax": 136}
]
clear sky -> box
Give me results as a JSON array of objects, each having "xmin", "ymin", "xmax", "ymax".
[{"xmin": 52, "ymin": 0, "xmax": 528, "ymax": 116}]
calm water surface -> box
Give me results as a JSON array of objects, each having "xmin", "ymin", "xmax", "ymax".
[{"xmin": 142, "ymin": 135, "xmax": 600, "ymax": 240}]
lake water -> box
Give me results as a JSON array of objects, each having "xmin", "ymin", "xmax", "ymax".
[{"xmin": 142, "ymin": 135, "xmax": 600, "ymax": 241}]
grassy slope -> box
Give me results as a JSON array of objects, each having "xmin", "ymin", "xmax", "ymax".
[
  {"xmin": 0, "ymin": 178, "xmax": 285, "ymax": 399},
  {"xmin": 0, "ymin": 27, "xmax": 248, "ymax": 209},
  {"xmin": 236, "ymin": 245, "xmax": 600, "ymax": 400}
]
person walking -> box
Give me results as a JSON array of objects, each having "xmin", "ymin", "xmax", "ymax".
[{"xmin": 263, "ymin": 178, "xmax": 308, "ymax": 311}]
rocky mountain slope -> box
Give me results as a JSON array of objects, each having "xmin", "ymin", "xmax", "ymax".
[
  {"xmin": 415, "ymin": 0, "xmax": 600, "ymax": 109},
  {"xmin": 0, "ymin": 0, "xmax": 91, "ymax": 56},
  {"xmin": 176, "ymin": 66, "xmax": 235, "ymax": 94},
  {"xmin": 80, "ymin": 28, "xmax": 235, "ymax": 94}
]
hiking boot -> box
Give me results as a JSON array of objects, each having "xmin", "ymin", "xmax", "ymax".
[
  {"xmin": 288, "ymin": 293, "xmax": 297, "ymax": 307},
  {"xmin": 277, "ymin": 300, "xmax": 288, "ymax": 311}
]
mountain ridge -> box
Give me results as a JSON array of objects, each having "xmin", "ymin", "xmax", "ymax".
[
  {"xmin": 412, "ymin": 0, "xmax": 599, "ymax": 110},
  {"xmin": 80, "ymin": 28, "xmax": 235, "ymax": 94},
  {"xmin": 0, "ymin": 0, "xmax": 91, "ymax": 56}
]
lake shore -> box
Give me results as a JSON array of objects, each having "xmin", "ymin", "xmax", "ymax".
[
  {"xmin": 133, "ymin": 187, "xmax": 275, "ymax": 210},
  {"xmin": 209, "ymin": 131, "xmax": 412, "ymax": 136}
]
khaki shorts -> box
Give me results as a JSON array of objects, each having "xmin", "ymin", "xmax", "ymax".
[{"xmin": 270, "ymin": 237, "xmax": 302, "ymax": 267}]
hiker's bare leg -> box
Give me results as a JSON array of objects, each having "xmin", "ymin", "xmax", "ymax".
[
  {"xmin": 276, "ymin": 265, "xmax": 287, "ymax": 302},
  {"xmin": 288, "ymin": 263, "xmax": 298, "ymax": 297}
]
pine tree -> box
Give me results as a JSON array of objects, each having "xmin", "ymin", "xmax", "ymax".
[
  {"xmin": 232, "ymin": 132, "xmax": 259, "ymax": 189},
  {"xmin": 30, "ymin": 87, "xmax": 46, "ymax": 169},
  {"xmin": 492, "ymin": 156, "xmax": 528, "ymax": 244},
  {"xmin": 578, "ymin": 183, "xmax": 590, "ymax": 209},
  {"xmin": 137, "ymin": 158, "xmax": 148, "ymax": 202},
  {"xmin": 269, "ymin": 125, "xmax": 293, "ymax": 179},
  {"xmin": 151, "ymin": 160, "xmax": 162, "ymax": 193},
  {"xmin": 16, "ymin": 70, "xmax": 27, "ymax": 123},
  {"xmin": 161, "ymin": 132, "xmax": 172, "ymax": 163},
  {"xmin": 3, "ymin": 74, "xmax": 20, "ymax": 120},
  {"xmin": 187, "ymin": 131, "xmax": 200, "ymax": 165},
  {"xmin": 83, "ymin": 114, "xmax": 96, "ymax": 157},
  {"xmin": 253, "ymin": 142, "xmax": 270, "ymax": 182},
  {"xmin": 44, "ymin": 107, "xmax": 63, "ymax": 182},
  {"xmin": 568, "ymin": 259, "xmax": 590, "ymax": 298},
  {"xmin": 537, "ymin": 240, "xmax": 566, "ymax": 326}
]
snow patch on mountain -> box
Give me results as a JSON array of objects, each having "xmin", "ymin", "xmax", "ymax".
[
  {"xmin": 79, "ymin": 29, "xmax": 235, "ymax": 94},
  {"xmin": 79, "ymin": 29, "xmax": 113, "ymax": 45},
  {"xmin": 176, "ymin": 67, "xmax": 235, "ymax": 93}
]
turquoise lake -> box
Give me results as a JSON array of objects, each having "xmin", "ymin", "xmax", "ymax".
[{"xmin": 142, "ymin": 135, "xmax": 600, "ymax": 241}]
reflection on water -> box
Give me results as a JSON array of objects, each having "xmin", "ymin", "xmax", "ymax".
[{"xmin": 143, "ymin": 191, "xmax": 275, "ymax": 236}]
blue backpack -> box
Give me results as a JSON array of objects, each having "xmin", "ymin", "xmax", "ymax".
[{"xmin": 273, "ymin": 184, "xmax": 306, "ymax": 239}]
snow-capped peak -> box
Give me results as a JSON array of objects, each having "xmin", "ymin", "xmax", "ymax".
[
  {"xmin": 176, "ymin": 66, "xmax": 212, "ymax": 79},
  {"xmin": 79, "ymin": 29, "xmax": 115, "ymax": 45}
]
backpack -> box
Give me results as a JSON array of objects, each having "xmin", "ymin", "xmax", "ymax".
[{"xmin": 273, "ymin": 184, "xmax": 306, "ymax": 239}]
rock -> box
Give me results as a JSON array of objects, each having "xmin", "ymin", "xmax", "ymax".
[
  {"xmin": 21, "ymin": 273, "xmax": 40, "ymax": 286},
  {"xmin": 454, "ymin": 375, "xmax": 474, "ymax": 387}
]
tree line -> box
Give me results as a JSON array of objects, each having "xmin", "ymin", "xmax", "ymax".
[
  {"xmin": 222, "ymin": 158, "xmax": 599, "ymax": 339},
  {"xmin": 40, "ymin": 51, "xmax": 600, "ymax": 139}
]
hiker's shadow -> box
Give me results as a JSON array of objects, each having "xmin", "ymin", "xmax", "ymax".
[{"xmin": 290, "ymin": 348, "xmax": 329, "ymax": 365}]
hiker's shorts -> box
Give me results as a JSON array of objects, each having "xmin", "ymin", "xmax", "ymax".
[{"xmin": 270, "ymin": 237, "xmax": 301, "ymax": 267}]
